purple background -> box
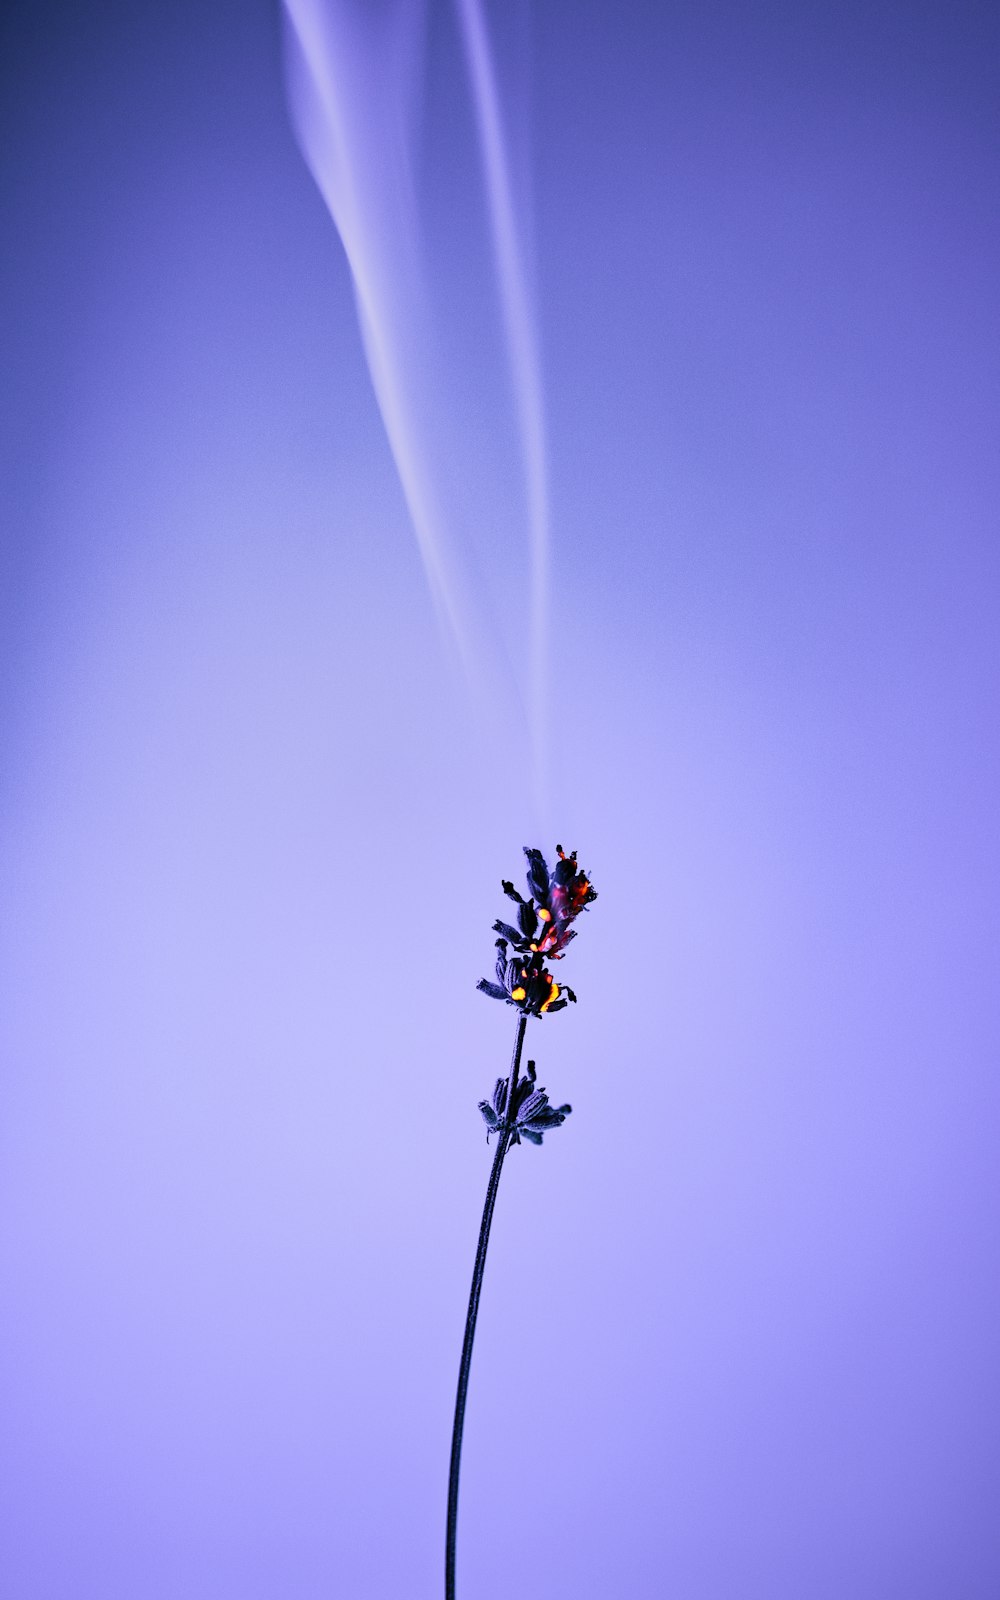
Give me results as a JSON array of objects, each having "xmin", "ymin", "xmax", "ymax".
[{"xmin": 2, "ymin": 1, "xmax": 998, "ymax": 1596}]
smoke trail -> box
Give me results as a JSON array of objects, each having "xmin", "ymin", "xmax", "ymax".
[
  {"xmin": 281, "ymin": 0, "xmax": 477, "ymax": 680},
  {"xmin": 280, "ymin": 0, "xmax": 550, "ymax": 811},
  {"xmin": 453, "ymin": 0, "xmax": 549, "ymax": 805}
]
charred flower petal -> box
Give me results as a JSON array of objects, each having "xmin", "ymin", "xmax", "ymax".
[
  {"xmin": 496, "ymin": 938, "xmax": 511, "ymax": 985},
  {"xmin": 524, "ymin": 847, "xmax": 550, "ymax": 904}
]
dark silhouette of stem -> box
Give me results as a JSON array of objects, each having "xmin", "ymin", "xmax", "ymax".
[{"xmin": 445, "ymin": 1011, "xmax": 527, "ymax": 1600}]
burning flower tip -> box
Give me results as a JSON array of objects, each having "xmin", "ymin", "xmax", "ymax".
[{"xmin": 478, "ymin": 847, "xmax": 596, "ymax": 1013}]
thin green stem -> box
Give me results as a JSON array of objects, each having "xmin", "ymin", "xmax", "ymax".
[{"xmin": 445, "ymin": 1011, "xmax": 528, "ymax": 1600}]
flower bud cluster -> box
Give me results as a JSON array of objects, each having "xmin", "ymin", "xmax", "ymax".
[
  {"xmin": 477, "ymin": 846, "xmax": 596, "ymax": 1017},
  {"xmin": 479, "ymin": 1060, "xmax": 571, "ymax": 1145}
]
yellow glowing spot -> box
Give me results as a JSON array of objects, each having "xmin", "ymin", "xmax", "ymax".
[
  {"xmin": 541, "ymin": 982, "xmax": 560, "ymax": 1013},
  {"xmin": 511, "ymin": 986, "xmax": 526, "ymax": 1001},
  {"xmin": 538, "ymin": 908, "xmax": 552, "ymax": 922},
  {"xmin": 529, "ymin": 943, "xmax": 538, "ymax": 952}
]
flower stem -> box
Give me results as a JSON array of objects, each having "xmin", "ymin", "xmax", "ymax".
[{"xmin": 445, "ymin": 1011, "xmax": 528, "ymax": 1600}]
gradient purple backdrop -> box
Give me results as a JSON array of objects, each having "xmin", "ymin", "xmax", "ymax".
[{"xmin": 2, "ymin": 2, "xmax": 999, "ymax": 1597}]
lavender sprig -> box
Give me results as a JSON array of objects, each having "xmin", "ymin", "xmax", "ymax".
[{"xmin": 446, "ymin": 847, "xmax": 596, "ymax": 1600}]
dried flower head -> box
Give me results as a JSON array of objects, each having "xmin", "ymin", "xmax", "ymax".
[
  {"xmin": 479, "ymin": 1060, "xmax": 572, "ymax": 1145},
  {"xmin": 477, "ymin": 937, "xmax": 575, "ymax": 1016},
  {"xmin": 477, "ymin": 845, "xmax": 596, "ymax": 1015}
]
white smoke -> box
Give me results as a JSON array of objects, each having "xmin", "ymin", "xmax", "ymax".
[{"xmin": 281, "ymin": 0, "xmax": 550, "ymax": 811}]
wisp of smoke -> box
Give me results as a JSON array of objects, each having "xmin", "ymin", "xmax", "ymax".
[
  {"xmin": 281, "ymin": 0, "xmax": 550, "ymax": 813},
  {"xmin": 453, "ymin": 0, "xmax": 549, "ymax": 793}
]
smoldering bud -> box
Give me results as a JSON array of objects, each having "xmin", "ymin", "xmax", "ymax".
[{"xmin": 478, "ymin": 846, "xmax": 597, "ymax": 1013}]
